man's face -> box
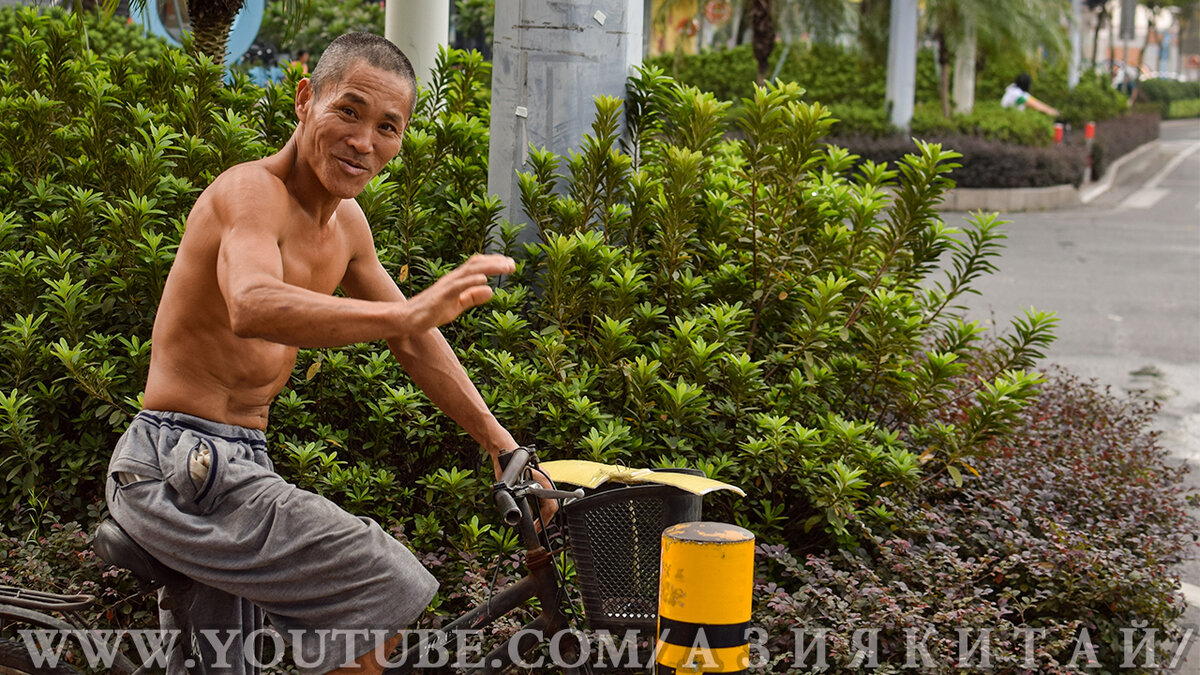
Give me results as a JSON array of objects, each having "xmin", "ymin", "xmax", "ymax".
[{"xmin": 295, "ymin": 62, "xmax": 414, "ymax": 200}]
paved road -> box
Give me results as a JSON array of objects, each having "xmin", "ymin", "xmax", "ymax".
[{"xmin": 948, "ymin": 118, "xmax": 1200, "ymax": 672}]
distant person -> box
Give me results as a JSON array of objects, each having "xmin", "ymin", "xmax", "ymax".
[
  {"xmin": 293, "ymin": 48, "xmax": 311, "ymax": 74},
  {"xmin": 1001, "ymin": 73, "xmax": 1060, "ymax": 117},
  {"xmin": 1111, "ymin": 62, "xmax": 1140, "ymax": 105}
]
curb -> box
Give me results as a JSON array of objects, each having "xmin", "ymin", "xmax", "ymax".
[
  {"xmin": 934, "ymin": 137, "xmax": 1163, "ymax": 213},
  {"xmin": 1079, "ymin": 138, "xmax": 1162, "ymax": 204},
  {"xmin": 938, "ymin": 184, "xmax": 1080, "ymax": 213}
]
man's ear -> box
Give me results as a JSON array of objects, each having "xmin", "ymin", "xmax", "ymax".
[{"xmin": 295, "ymin": 77, "xmax": 314, "ymax": 123}]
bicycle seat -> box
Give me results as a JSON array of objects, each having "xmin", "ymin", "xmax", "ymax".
[{"xmin": 93, "ymin": 519, "xmax": 189, "ymax": 588}]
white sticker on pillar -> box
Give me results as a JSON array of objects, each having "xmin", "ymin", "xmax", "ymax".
[
  {"xmin": 515, "ymin": 106, "xmax": 528, "ymax": 118},
  {"xmin": 593, "ymin": 10, "xmax": 606, "ymax": 25}
]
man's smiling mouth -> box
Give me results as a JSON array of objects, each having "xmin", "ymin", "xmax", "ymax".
[{"xmin": 336, "ymin": 157, "xmax": 368, "ymax": 175}]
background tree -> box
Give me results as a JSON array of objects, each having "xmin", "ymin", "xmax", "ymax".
[
  {"xmin": 659, "ymin": 0, "xmax": 850, "ymax": 83},
  {"xmin": 1136, "ymin": 0, "xmax": 1197, "ymax": 72},
  {"xmin": 924, "ymin": 0, "xmax": 1069, "ymax": 117},
  {"xmin": 257, "ymin": 0, "xmax": 383, "ymax": 68}
]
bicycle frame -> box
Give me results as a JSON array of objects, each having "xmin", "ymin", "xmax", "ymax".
[
  {"xmin": 0, "ymin": 585, "xmax": 145, "ymax": 674},
  {"xmin": 383, "ymin": 447, "xmax": 587, "ymax": 674}
]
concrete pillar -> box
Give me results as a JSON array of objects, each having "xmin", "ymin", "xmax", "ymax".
[
  {"xmin": 952, "ymin": 18, "xmax": 976, "ymax": 114},
  {"xmin": 1069, "ymin": 0, "xmax": 1082, "ymax": 89},
  {"xmin": 886, "ymin": 0, "xmax": 919, "ymax": 132},
  {"xmin": 487, "ymin": 0, "xmax": 644, "ymax": 239},
  {"xmin": 385, "ymin": 0, "xmax": 450, "ymax": 87}
]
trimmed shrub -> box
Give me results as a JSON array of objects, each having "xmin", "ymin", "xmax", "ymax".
[
  {"xmin": 1091, "ymin": 112, "xmax": 1161, "ymax": 179},
  {"xmin": 834, "ymin": 134, "xmax": 1087, "ymax": 188},
  {"xmin": 1138, "ymin": 78, "xmax": 1200, "ymax": 119},
  {"xmin": 753, "ymin": 369, "xmax": 1196, "ymax": 672},
  {"xmin": 827, "ymin": 102, "xmax": 894, "ymax": 138},
  {"xmin": 645, "ymin": 42, "xmax": 939, "ymax": 110},
  {"xmin": 1139, "ymin": 78, "xmax": 1200, "ymax": 103},
  {"xmin": 1165, "ymin": 98, "xmax": 1200, "ymax": 119},
  {"xmin": 911, "ymin": 102, "xmax": 1056, "ymax": 147}
]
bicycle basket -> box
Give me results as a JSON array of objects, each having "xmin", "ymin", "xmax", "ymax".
[{"xmin": 563, "ymin": 472, "xmax": 702, "ymax": 631}]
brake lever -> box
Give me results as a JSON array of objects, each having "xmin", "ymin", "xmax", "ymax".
[{"xmin": 526, "ymin": 486, "xmax": 585, "ymax": 502}]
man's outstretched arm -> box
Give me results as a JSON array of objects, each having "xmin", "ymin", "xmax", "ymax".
[
  {"xmin": 336, "ymin": 205, "xmax": 516, "ymax": 471},
  {"xmin": 213, "ymin": 171, "xmax": 512, "ymax": 350}
]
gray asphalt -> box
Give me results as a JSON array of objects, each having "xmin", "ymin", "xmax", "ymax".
[{"xmin": 946, "ymin": 118, "xmax": 1200, "ymax": 672}]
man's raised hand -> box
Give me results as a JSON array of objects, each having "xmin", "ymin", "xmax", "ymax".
[{"xmin": 402, "ymin": 254, "xmax": 514, "ymax": 333}]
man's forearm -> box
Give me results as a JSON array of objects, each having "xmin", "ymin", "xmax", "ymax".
[
  {"xmin": 388, "ymin": 329, "xmax": 516, "ymax": 461},
  {"xmin": 229, "ymin": 282, "xmax": 412, "ymax": 348}
]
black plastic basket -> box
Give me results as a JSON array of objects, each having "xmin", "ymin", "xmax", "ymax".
[{"xmin": 563, "ymin": 471, "xmax": 702, "ymax": 631}]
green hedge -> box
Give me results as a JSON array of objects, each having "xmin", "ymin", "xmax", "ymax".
[
  {"xmin": 645, "ymin": 42, "xmax": 939, "ymax": 109},
  {"xmin": 1139, "ymin": 77, "xmax": 1200, "ymax": 102},
  {"xmin": 1, "ymin": 6, "xmax": 1054, "ymax": 555},
  {"xmin": 1164, "ymin": 98, "xmax": 1200, "ymax": 118},
  {"xmin": 1137, "ymin": 78, "xmax": 1200, "ymax": 119},
  {"xmin": 831, "ymin": 102, "xmax": 1056, "ymax": 146},
  {"xmin": 652, "ymin": 43, "xmax": 1129, "ymax": 137}
]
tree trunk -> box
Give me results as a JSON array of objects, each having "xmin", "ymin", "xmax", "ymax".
[
  {"xmin": 735, "ymin": 1, "xmax": 749, "ymax": 46},
  {"xmin": 1136, "ymin": 5, "xmax": 1158, "ymax": 70},
  {"xmin": 750, "ymin": 0, "xmax": 775, "ymax": 84},
  {"xmin": 952, "ymin": 17, "xmax": 976, "ymax": 114},
  {"xmin": 936, "ymin": 30, "xmax": 952, "ymax": 118},
  {"xmin": 1091, "ymin": 6, "xmax": 1106, "ymax": 68},
  {"xmin": 188, "ymin": 0, "xmax": 246, "ymax": 64}
]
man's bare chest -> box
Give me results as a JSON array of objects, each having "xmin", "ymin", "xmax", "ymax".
[{"xmin": 278, "ymin": 228, "xmax": 349, "ymax": 295}]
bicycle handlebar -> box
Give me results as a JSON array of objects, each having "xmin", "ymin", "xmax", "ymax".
[{"xmin": 493, "ymin": 446, "xmax": 532, "ymax": 526}]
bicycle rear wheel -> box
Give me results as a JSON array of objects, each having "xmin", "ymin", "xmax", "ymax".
[{"xmin": 0, "ymin": 639, "xmax": 80, "ymax": 675}]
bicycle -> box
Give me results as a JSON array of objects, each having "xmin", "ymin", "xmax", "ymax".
[{"xmin": 0, "ymin": 446, "xmax": 631, "ymax": 674}]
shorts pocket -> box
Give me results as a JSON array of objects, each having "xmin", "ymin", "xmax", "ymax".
[{"xmin": 165, "ymin": 431, "xmax": 221, "ymax": 514}]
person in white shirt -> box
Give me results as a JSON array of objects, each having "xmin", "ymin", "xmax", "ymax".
[{"xmin": 1001, "ymin": 73, "xmax": 1060, "ymax": 117}]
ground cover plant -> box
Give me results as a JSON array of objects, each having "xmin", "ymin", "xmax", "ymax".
[
  {"xmin": 0, "ymin": 7, "xmax": 1193, "ymax": 672},
  {"xmin": 752, "ymin": 368, "xmax": 1196, "ymax": 671}
]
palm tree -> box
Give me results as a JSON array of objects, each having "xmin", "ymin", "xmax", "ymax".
[{"xmin": 127, "ymin": 0, "xmax": 309, "ymax": 64}]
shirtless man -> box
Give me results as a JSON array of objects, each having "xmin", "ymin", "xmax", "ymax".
[{"xmin": 106, "ymin": 33, "xmax": 530, "ymax": 674}]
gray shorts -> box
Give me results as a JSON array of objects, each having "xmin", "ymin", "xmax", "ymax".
[{"xmin": 106, "ymin": 410, "xmax": 439, "ymax": 675}]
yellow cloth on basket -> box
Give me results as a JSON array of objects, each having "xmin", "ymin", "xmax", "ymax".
[{"xmin": 539, "ymin": 460, "xmax": 746, "ymax": 497}]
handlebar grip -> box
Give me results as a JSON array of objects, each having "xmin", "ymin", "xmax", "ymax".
[
  {"xmin": 497, "ymin": 446, "xmax": 532, "ymax": 486},
  {"xmin": 492, "ymin": 484, "xmax": 522, "ymax": 527}
]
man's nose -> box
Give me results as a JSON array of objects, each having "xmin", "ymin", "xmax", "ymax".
[{"xmin": 346, "ymin": 125, "xmax": 373, "ymax": 154}]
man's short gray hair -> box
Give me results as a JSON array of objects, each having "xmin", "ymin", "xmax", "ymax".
[{"xmin": 310, "ymin": 33, "xmax": 417, "ymax": 113}]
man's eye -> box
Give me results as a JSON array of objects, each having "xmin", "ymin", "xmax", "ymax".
[
  {"xmin": 381, "ymin": 123, "xmax": 397, "ymax": 134},
  {"xmin": 340, "ymin": 107, "xmax": 356, "ymax": 118}
]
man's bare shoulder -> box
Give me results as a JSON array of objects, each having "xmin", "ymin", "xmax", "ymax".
[
  {"xmin": 336, "ymin": 196, "xmax": 376, "ymax": 250},
  {"xmin": 200, "ymin": 161, "xmax": 292, "ymax": 225}
]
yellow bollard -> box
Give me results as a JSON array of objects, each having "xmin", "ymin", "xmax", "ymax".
[{"xmin": 656, "ymin": 521, "xmax": 755, "ymax": 674}]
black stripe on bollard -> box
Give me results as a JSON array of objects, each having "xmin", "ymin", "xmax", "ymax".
[
  {"xmin": 658, "ymin": 616, "xmax": 751, "ymax": 649},
  {"xmin": 656, "ymin": 666, "xmax": 749, "ymax": 675}
]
